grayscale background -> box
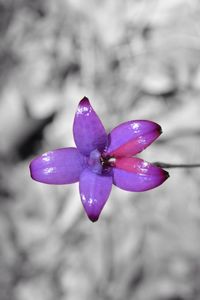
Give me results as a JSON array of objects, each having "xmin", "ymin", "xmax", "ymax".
[{"xmin": 0, "ymin": 0, "xmax": 200, "ymax": 299}]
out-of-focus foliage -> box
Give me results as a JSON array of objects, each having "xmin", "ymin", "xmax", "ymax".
[{"xmin": 0, "ymin": 0, "xmax": 200, "ymax": 299}]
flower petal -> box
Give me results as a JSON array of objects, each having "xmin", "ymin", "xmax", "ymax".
[
  {"xmin": 113, "ymin": 157, "xmax": 169, "ymax": 192},
  {"xmin": 73, "ymin": 97, "xmax": 107, "ymax": 156},
  {"xmin": 105, "ymin": 120, "xmax": 162, "ymax": 157},
  {"xmin": 30, "ymin": 148, "xmax": 85, "ymax": 184},
  {"xmin": 79, "ymin": 168, "xmax": 112, "ymax": 222}
]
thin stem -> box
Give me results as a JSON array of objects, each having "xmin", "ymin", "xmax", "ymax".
[{"xmin": 153, "ymin": 162, "xmax": 200, "ymax": 169}]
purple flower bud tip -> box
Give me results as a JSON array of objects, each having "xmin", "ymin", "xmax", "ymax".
[
  {"xmin": 158, "ymin": 125, "xmax": 162, "ymax": 134},
  {"xmin": 89, "ymin": 214, "xmax": 99, "ymax": 223},
  {"xmin": 79, "ymin": 96, "xmax": 90, "ymax": 106},
  {"xmin": 29, "ymin": 97, "xmax": 169, "ymax": 222},
  {"xmin": 164, "ymin": 170, "xmax": 170, "ymax": 178}
]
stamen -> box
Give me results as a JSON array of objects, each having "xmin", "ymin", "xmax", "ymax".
[
  {"xmin": 108, "ymin": 157, "xmax": 116, "ymax": 166},
  {"xmin": 100, "ymin": 156, "xmax": 116, "ymax": 167}
]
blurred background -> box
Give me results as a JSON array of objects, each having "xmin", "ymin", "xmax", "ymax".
[{"xmin": 1, "ymin": 0, "xmax": 200, "ymax": 299}]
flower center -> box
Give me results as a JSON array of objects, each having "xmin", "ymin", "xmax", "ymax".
[
  {"xmin": 100, "ymin": 156, "xmax": 116, "ymax": 167},
  {"xmin": 88, "ymin": 150, "xmax": 115, "ymax": 174}
]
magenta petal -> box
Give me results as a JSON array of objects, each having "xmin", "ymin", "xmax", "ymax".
[
  {"xmin": 79, "ymin": 168, "xmax": 112, "ymax": 222},
  {"xmin": 73, "ymin": 97, "xmax": 107, "ymax": 156},
  {"xmin": 30, "ymin": 148, "xmax": 85, "ymax": 184},
  {"xmin": 113, "ymin": 158, "xmax": 169, "ymax": 192},
  {"xmin": 105, "ymin": 120, "xmax": 162, "ymax": 157},
  {"xmin": 114, "ymin": 157, "xmax": 168, "ymax": 175}
]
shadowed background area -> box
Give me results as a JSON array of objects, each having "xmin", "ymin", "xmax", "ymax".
[{"xmin": 0, "ymin": 0, "xmax": 200, "ymax": 299}]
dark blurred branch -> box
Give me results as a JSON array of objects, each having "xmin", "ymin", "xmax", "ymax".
[{"xmin": 153, "ymin": 162, "xmax": 200, "ymax": 169}]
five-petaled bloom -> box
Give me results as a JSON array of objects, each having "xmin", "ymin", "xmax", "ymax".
[{"xmin": 29, "ymin": 97, "xmax": 169, "ymax": 222}]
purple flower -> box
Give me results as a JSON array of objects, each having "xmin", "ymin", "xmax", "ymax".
[{"xmin": 29, "ymin": 97, "xmax": 169, "ymax": 222}]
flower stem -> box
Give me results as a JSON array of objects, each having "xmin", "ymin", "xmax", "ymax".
[{"xmin": 153, "ymin": 162, "xmax": 200, "ymax": 169}]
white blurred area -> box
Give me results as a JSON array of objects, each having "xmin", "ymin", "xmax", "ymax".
[{"xmin": 0, "ymin": 0, "xmax": 200, "ymax": 299}]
